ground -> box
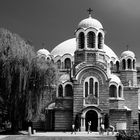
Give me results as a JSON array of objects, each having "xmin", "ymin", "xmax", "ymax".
[{"xmin": 0, "ymin": 132, "xmax": 117, "ymax": 140}]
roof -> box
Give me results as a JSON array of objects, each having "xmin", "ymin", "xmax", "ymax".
[
  {"xmin": 37, "ymin": 48, "xmax": 50, "ymax": 57},
  {"xmin": 121, "ymin": 50, "xmax": 135, "ymax": 58},
  {"xmin": 78, "ymin": 16, "xmax": 103, "ymax": 29},
  {"xmin": 109, "ymin": 74, "xmax": 121, "ymax": 85}
]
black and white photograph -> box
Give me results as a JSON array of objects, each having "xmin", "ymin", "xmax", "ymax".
[{"xmin": 0, "ymin": 0, "xmax": 140, "ymax": 139}]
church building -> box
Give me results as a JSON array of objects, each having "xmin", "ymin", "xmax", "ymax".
[{"xmin": 37, "ymin": 9, "xmax": 140, "ymax": 131}]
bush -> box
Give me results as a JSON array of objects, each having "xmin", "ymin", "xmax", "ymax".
[{"xmin": 116, "ymin": 130, "xmax": 140, "ymax": 140}]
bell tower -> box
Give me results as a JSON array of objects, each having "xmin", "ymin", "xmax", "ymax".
[
  {"xmin": 74, "ymin": 9, "xmax": 106, "ymax": 66},
  {"xmin": 120, "ymin": 48, "xmax": 137, "ymax": 87}
]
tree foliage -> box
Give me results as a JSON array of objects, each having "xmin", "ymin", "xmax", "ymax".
[{"xmin": 0, "ymin": 28, "xmax": 57, "ymax": 132}]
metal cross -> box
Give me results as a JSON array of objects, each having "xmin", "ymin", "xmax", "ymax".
[
  {"xmin": 126, "ymin": 44, "xmax": 129, "ymax": 50},
  {"xmin": 87, "ymin": 8, "xmax": 93, "ymax": 17}
]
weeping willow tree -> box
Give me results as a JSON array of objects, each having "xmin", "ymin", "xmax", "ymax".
[
  {"xmin": 27, "ymin": 55, "xmax": 57, "ymax": 121},
  {"xmin": 0, "ymin": 28, "xmax": 57, "ymax": 132},
  {"xmin": 0, "ymin": 28, "xmax": 36, "ymax": 132}
]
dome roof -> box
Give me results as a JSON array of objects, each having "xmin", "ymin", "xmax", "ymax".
[
  {"xmin": 51, "ymin": 38, "xmax": 76, "ymax": 57},
  {"xmin": 121, "ymin": 50, "xmax": 135, "ymax": 58},
  {"xmin": 37, "ymin": 48, "xmax": 50, "ymax": 57},
  {"xmin": 109, "ymin": 74, "xmax": 121, "ymax": 85},
  {"xmin": 78, "ymin": 17, "xmax": 103, "ymax": 29},
  {"xmin": 51, "ymin": 38, "xmax": 118, "ymax": 60}
]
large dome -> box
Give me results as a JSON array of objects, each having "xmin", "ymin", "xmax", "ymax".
[
  {"xmin": 51, "ymin": 38, "xmax": 118, "ymax": 60},
  {"xmin": 51, "ymin": 38, "xmax": 76, "ymax": 57},
  {"xmin": 78, "ymin": 17, "xmax": 103, "ymax": 29}
]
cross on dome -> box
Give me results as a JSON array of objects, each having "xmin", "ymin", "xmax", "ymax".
[
  {"xmin": 126, "ymin": 44, "xmax": 129, "ymax": 50},
  {"xmin": 87, "ymin": 8, "xmax": 93, "ymax": 17}
]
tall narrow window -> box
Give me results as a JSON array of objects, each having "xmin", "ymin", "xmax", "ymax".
[
  {"xmin": 64, "ymin": 58, "xmax": 71, "ymax": 69},
  {"xmin": 118, "ymin": 86, "xmax": 122, "ymax": 98},
  {"xmin": 65, "ymin": 84, "xmax": 73, "ymax": 96},
  {"xmin": 85, "ymin": 82, "xmax": 88, "ymax": 97},
  {"xmin": 89, "ymin": 78, "xmax": 94, "ymax": 94},
  {"xmin": 95, "ymin": 82, "xmax": 98, "ymax": 97},
  {"xmin": 122, "ymin": 59, "xmax": 126, "ymax": 70},
  {"xmin": 110, "ymin": 61, "xmax": 113, "ymax": 71},
  {"xmin": 109, "ymin": 85, "xmax": 117, "ymax": 97},
  {"xmin": 79, "ymin": 32, "xmax": 85, "ymax": 49},
  {"xmin": 116, "ymin": 61, "xmax": 119, "ymax": 72},
  {"xmin": 87, "ymin": 31, "xmax": 95, "ymax": 48},
  {"xmin": 57, "ymin": 60, "xmax": 61, "ymax": 69},
  {"xmin": 98, "ymin": 33, "xmax": 103, "ymax": 49},
  {"xmin": 127, "ymin": 59, "xmax": 132, "ymax": 69},
  {"xmin": 133, "ymin": 59, "xmax": 135, "ymax": 69},
  {"xmin": 58, "ymin": 85, "xmax": 63, "ymax": 97}
]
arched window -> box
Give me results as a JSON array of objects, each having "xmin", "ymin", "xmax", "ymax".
[
  {"xmin": 64, "ymin": 58, "xmax": 71, "ymax": 69},
  {"xmin": 85, "ymin": 82, "xmax": 88, "ymax": 97},
  {"xmin": 127, "ymin": 59, "xmax": 132, "ymax": 69},
  {"xmin": 65, "ymin": 84, "xmax": 73, "ymax": 96},
  {"xmin": 58, "ymin": 85, "xmax": 63, "ymax": 97},
  {"xmin": 116, "ymin": 61, "xmax": 119, "ymax": 72},
  {"xmin": 110, "ymin": 61, "xmax": 113, "ymax": 71},
  {"xmin": 133, "ymin": 59, "xmax": 135, "ymax": 69},
  {"xmin": 98, "ymin": 33, "xmax": 103, "ymax": 49},
  {"xmin": 87, "ymin": 31, "xmax": 95, "ymax": 48},
  {"xmin": 109, "ymin": 85, "xmax": 117, "ymax": 97},
  {"xmin": 118, "ymin": 86, "xmax": 122, "ymax": 98},
  {"xmin": 89, "ymin": 78, "xmax": 94, "ymax": 94},
  {"xmin": 57, "ymin": 60, "xmax": 61, "ymax": 69},
  {"xmin": 84, "ymin": 77, "xmax": 99, "ymax": 98},
  {"xmin": 78, "ymin": 32, "xmax": 85, "ymax": 49},
  {"xmin": 122, "ymin": 59, "xmax": 126, "ymax": 70},
  {"xmin": 95, "ymin": 82, "xmax": 98, "ymax": 98}
]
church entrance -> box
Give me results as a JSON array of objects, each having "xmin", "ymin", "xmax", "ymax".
[{"xmin": 85, "ymin": 110, "xmax": 98, "ymax": 131}]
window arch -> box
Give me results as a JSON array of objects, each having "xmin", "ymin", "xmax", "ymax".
[
  {"xmin": 122, "ymin": 59, "xmax": 126, "ymax": 70},
  {"xmin": 78, "ymin": 32, "xmax": 85, "ymax": 49},
  {"xmin": 58, "ymin": 85, "xmax": 63, "ymax": 97},
  {"xmin": 84, "ymin": 77, "xmax": 99, "ymax": 98},
  {"xmin": 118, "ymin": 85, "xmax": 122, "ymax": 98},
  {"xmin": 65, "ymin": 84, "xmax": 73, "ymax": 96},
  {"xmin": 127, "ymin": 59, "xmax": 132, "ymax": 69},
  {"xmin": 57, "ymin": 60, "xmax": 61, "ymax": 69},
  {"xmin": 87, "ymin": 31, "xmax": 95, "ymax": 48},
  {"xmin": 64, "ymin": 58, "xmax": 71, "ymax": 69},
  {"xmin": 98, "ymin": 33, "xmax": 103, "ymax": 49},
  {"xmin": 109, "ymin": 85, "xmax": 117, "ymax": 97}
]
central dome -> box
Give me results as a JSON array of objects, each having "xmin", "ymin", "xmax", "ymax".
[
  {"xmin": 51, "ymin": 38, "xmax": 118, "ymax": 60},
  {"xmin": 78, "ymin": 17, "xmax": 103, "ymax": 29}
]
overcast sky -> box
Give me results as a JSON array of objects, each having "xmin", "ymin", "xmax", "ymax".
[{"xmin": 0, "ymin": 0, "xmax": 140, "ymax": 64}]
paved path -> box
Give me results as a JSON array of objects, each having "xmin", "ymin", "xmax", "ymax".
[{"xmin": 0, "ymin": 132, "xmax": 117, "ymax": 140}]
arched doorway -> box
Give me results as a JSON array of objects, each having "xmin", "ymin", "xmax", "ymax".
[{"xmin": 85, "ymin": 110, "xmax": 98, "ymax": 131}]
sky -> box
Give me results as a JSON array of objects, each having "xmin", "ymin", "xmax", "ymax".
[{"xmin": 0, "ymin": 0, "xmax": 140, "ymax": 64}]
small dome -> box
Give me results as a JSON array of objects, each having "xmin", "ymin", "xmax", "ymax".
[
  {"xmin": 59, "ymin": 74, "xmax": 70, "ymax": 83},
  {"xmin": 121, "ymin": 50, "xmax": 135, "ymax": 58},
  {"xmin": 37, "ymin": 48, "xmax": 50, "ymax": 57},
  {"xmin": 78, "ymin": 17, "xmax": 103, "ymax": 29},
  {"xmin": 109, "ymin": 74, "xmax": 121, "ymax": 85}
]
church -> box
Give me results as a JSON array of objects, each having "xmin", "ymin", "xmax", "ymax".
[{"xmin": 37, "ymin": 9, "xmax": 140, "ymax": 132}]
